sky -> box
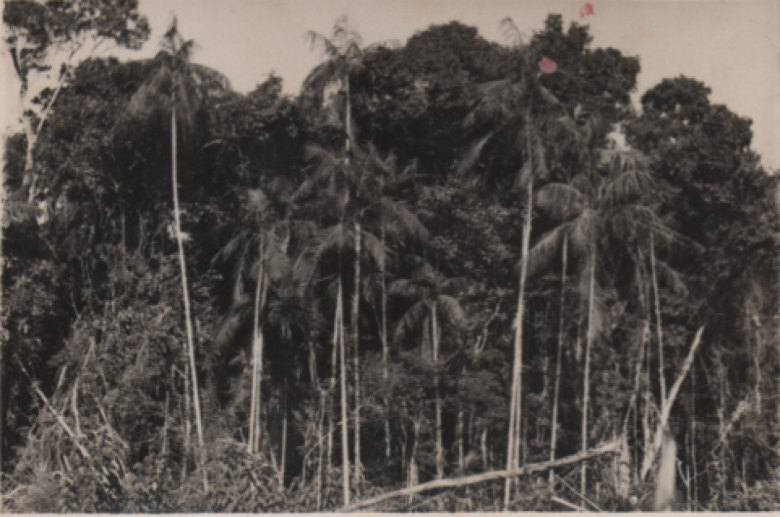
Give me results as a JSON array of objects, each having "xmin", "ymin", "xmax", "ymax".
[{"xmin": 3, "ymin": 0, "xmax": 780, "ymax": 168}]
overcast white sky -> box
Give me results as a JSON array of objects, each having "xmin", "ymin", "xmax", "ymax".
[{"xmin": 3, "ymin": 0, "xmax": 780, "ymax": 169}]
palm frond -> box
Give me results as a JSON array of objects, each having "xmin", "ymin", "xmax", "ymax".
[
  {"xmin": 213, "ymin": 306, "xmax": 248, "ymax": 349},
  {"xmin": 436, "ymin": 295, "xmax": 468, "ymax": 329},
  {"xmin": 536, "ymin": 183, "xmax": 584, "ymax": 221},
  {"xmin": 653, "ymin": 257, "xmax": 690, "ymax": 298},
  {"xmin": 456, "ymin": 134, "xmax": 493, "ymax": 177},
  {"xmin": 304, "ymin": 29, "xmax": 341, "ymax": 59},
  {"xmin": 388, "ymin": 278, "xmax": 427, "ymax": 301},
  {"xmin": 379, "ymin": 197, "xmax": 429, "ymax": 246},
  {"xmin": 537, "ymin": 84, "xmax": 568, "ymax": 116},
  {"xmin": 361, "ymin": 230, "xmax": 388, "ymax": 269},
  {"xmin": 499, "ymin": 17, "xmax": 523, "ymax": 48},
  {"xmin": 393, "ymin": 300, "xmax": 428, "ymax": 345},
  {"xmin": 600, "ymin": 167, "xmax": 655, "ymax": 209},
  {"xmin": 569, "ymin": 209, "xmax": 598, "ymax": 257},
  {"xmin": 521, "ymin": 222, "xmax": 572, "ymax": 277}
]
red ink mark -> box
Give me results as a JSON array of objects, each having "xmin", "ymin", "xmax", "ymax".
[
  {"xmin": 539, "ymin": 58, "xmax": 557, "ymax": 74},
  {"xmin": 579, "ymin": 2, "xmax": 595, "ymax": 18}
]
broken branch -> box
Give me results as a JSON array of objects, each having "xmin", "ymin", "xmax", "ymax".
[{"xmin": 343, "ymin": 441, "xmax": 620, "ymax": 512}]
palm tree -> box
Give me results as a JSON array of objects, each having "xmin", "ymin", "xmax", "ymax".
[
  {"xmin": 391, "ymin": 258, "xmax": 468, "ymax": 480},
  {"xmin": 358, "ymin": 149, "xmax": 429, "ymax": 460},
  {"xmin": 460, "ymin": 20, "xmax": 566, "ymax": 505},
  {"xmin": 528, "ymin": 144, "xmax": 663, "ymax": 494},
  {"xmin": 294, "ymin": 143, "xmax": 387, "ymax": 505},
  {"xmin": 213, "ymin": 185, "xmax": 307, "ymax": 455},
  {"xmin": 303, "ymin": 22, "xmax": 401, "ymax": 488},
  {"xmin": 127, "ymin": 17, "xmax": 230, "ymax": 458}
]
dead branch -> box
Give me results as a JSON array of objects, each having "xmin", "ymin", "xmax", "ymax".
[
  {"xmin": 552, "ymin": 495, "xmax": 587, "ymax": 512},
  {"xmin": 343, "ymin": 441, "xmax": 620, "ymax": 512},
  {"xmin": 30, "ymin": 382, "xmax": 90, "ymax": 460},
  {"xmin": 641, "ymin": 326, "xmax": 704, "ymax": 481},
  {"xmin": 553, "ymin": 472, "xmax": 605, "ymax": 512}
]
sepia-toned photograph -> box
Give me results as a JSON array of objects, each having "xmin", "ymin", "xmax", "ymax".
[{"xmin": 1, "ymin": 0, "xmax": 779, "ymax": 512}]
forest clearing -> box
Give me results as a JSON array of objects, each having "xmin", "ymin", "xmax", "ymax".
[{"xmin": 2, "ymin": 0, "xmax": 780, "ymax": 512}]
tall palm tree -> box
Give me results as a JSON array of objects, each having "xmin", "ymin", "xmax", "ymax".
[
  {"xmin": 127, "ymin": 17, "xmax": 230, "ymax": 455},
  {"xmin": 358, "ymin": 149, "xmax": 429, "ymax": 459},
  {"xmin": 391, "ymin": 258, "xmax": 467, "ymax": 480},
  {"xmin": 213, "ymin": 185, "xmax": 308, "ymax": 455},
  {"xmin": 542, "ymin": 105, "xmax": 613, "ymax": 484},
  {"xmin": 303, "ymin": 21, "xmax": 401, "ymax": 489},
  {"xmin": 460, "ymin": 21, "xmax": 564, "ymax": 504},
  {"xmin": 528, "ymin": 145, "xmax": 663, "ymax": 493},
  {"xmin": 294, "ymin": 143, "xmax": 386, "ymax": 505}
]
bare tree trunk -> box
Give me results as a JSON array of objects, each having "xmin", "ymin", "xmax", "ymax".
[
  {"xmin": 457, "ymin": 393, "xmax": 465, "ymax": 473},
  {"xmin": 317, "ymin": 389, "xmax": 325, "ymax": 511},
  {"xmin": 549, "ymin": 235, "xmax": 567, "ymax": 485},
  {"xmin": 353, "ymin": 222, "xmax": 362, "ymax": 488},
  {"xmin": 505, "ymin": 177, "xmax": 533, "ymax": 509},
  {"xmin": 182, "ymin": 362, "xmax": 191, "ymax": 483},
  {"xmin": 171, "ymin": 108, "xmax": 204, "ymax": 451},
  {"xmin": 481, "ymin": 427, "xmax": 488, "ymax": 472},
  {"xmin": 163, "ymin": 387, "xmax": 170, "ymax": 455},
  {"xmin": 408, "ymin": 419, "xmax": 421, "ymax": 506},
  {"xmin": 248, "ymin": 248, "xmax": 263, "ymax": 453},
  {"xmin": 432, "ymin": 301, "xmax": 444, "ymax": 480},
  {"xmin": 281, "ymin": 377, "xmax": 288, "ymax": 481},
  {"xmin": 581, "ymin": 250, "xmax": 596, "ymax": 495},
  {"xmin": 329, "ymin": 285, "xmax": 340, "ymax": 471},
  {"xmin": 251, "ymin": 248, "xmax": 268, "ymax": 454},
  {"xmin": 381, "ymin": 226, "xmax": 391, "ymax": 460},
  {"xmin": 691, "ymin": 362, "xmax": 697, "ymax": 503},
  {"xmin": 337, "ymin": 275, "xmax": 351, "ymax": 506}
]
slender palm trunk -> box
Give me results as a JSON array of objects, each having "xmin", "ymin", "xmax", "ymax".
[
  {"xmin": 381, "ymin": 226, "xmax": 391, "ymax": 459},
  {"xmin": 481, "ymin": 427, "xmax": 488, "ymax": 471},
  {"xmin": 353, "ymin": 222, "xmax": 362, "ymax": 487},
  {"xmin": 650, "ymin": 235, "xmax": 666, "ymax": 409},
  {"xmin": 337, "ymin": 275, "xmax": 351, "ymax": 506},
  {"xmin": 163, "ymin": 387, "xmax": 170, "ymax": 455},
  {"xmin": 432, "ymin": 301, "xmax": 443, "ymax": 479},
  {"xmin": 691, "ymin": 363, "xmax": 697, "ymax": 502},
  {"xmin": 248, "ymin": 247, "xmax": 264, "ymax": 453},
  {"xmin": 328, "ymin": 283, "xmax": 340, "ymax": 470},
  {"xmin": 250, "ymin": 248, "xmax": 267, "ymax": 454},
  {"xmin": 345, "ymin": 77, "xmax": 352, "ymax": 151},
  {"xmin": 182, "ymin": 362, "xmax": 191, "ymax": 482},
  {"xmin": 408, "ymin": 419, "xmax": 421, "ymax": 505},
  {"xmin": 281, "ymin": 377, "xmax": 288, "ymax": 480},
  {"xmin": 317, "ymin": 389, "xmax": 326, "ymax": 511},
  {"xmin": 581, "ymin": 249, "xmax": 596, "ymax": 494},
  {"xmin": 505, "ymin": 177, "xmax": 533, "ymax": 509},
  {"xmin": 171, "ymin": 108, "xmax": 204, "ymax": 450},
  {"xmin": 457, "ymin": 397, "xmax": 465, "ymax": 473},
  {"xmin": 549, "ymin": 235, "xmax": 567, "ymax": 485}
]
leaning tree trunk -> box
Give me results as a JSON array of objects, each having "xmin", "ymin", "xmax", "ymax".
[
  {"xmin": 432, "ymin": 301, "xmax": 443, "ymax": 480},
  {"xmin": 549, "ymin": 235, "xmax": 567, "ymax": 485},
  {"xmin": 581, "ymin": 249, "xmax": 596, "ymax": 494},
  {"xmin": 171, "ymin": 107, "xmax": 204, "ymax": 451},
  {"xmin": 650, "ymin": 235, "xmax": 666, "ymax": 410},
  {"xmin": 505, "ymin": 176, "xmax": 533, "ymax": 509},
  {"xmin": 353, "ymin": 222, "xmax": 362, "ymax": 488}
]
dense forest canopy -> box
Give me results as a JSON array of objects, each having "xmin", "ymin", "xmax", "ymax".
[{"xmin": 2, "ymin": 2, "xmax": 779, "ymax": 512}]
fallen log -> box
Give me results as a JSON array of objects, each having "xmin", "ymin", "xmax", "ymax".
[{"xmin": 343, "ymin": 441, "xmax": 620, "ymax": 512}]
